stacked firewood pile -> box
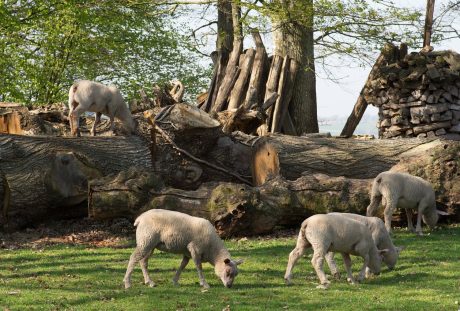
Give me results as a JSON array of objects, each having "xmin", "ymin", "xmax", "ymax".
[
  {"xmin": 363, "ymin": 47, "xmax": 460, "ymax": 138},
  {"xmin": 198, "ymin": 31, "xmax": 298, "ymax": 136}
]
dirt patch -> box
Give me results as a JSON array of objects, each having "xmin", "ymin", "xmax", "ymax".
[{"xmin": 0, "ymin": 218, "xmax": 136, "ymax": 250}]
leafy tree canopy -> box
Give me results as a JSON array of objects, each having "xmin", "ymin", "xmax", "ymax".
[{"xmin": 0, "ymin": 0, "xmax": 210, "ymax": 104}]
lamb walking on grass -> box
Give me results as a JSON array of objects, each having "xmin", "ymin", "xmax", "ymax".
[
  {"xmin": 123, "ymin": 209, "xmax": 243, "ymax": 289},
  {"xmin": 68, "ymin": 80, "xmax": 136, "ymax": 136},
  {"xmin": 326, "ymin": 213, "xmax": 404, "ymax": 279},
  {"xmin": 366, "ymin": 171, "xmax": 448, "ymax": 235},
  {"xmin": 284, "ymin": 214, "xmax": 386, "ymax": 289}
]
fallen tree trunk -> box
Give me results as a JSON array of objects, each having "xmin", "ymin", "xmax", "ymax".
[
  {"xmin": 88, "ymin": 132, "xmax": 460, "ymax": 236},
  {"xmin": 256, "ymin": 134, "xmax": 444, "ymax": 180},
  {"xmin": 0, "ymin": 134, "xmax": 152, "ymax": 229},
  {"xmin": 88, "ymin": 169, "xmax": 371, "ymax": 237}
]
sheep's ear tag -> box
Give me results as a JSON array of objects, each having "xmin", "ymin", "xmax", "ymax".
[{"xmin": 224, "ymin": 258, "xmax": 231, "ymax": 265}]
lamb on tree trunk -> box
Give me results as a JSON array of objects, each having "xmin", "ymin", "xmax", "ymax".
[
  {"xmin": 1, "ymin": 104, "xmax": 458, "ymax": 233},
  {"xmin": 68, "ymin": 80, "xmax": 136, "ymax": 136}
]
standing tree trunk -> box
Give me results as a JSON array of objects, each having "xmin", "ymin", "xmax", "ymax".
[
  {"xmin": 273, "ymin": 0, "xmax": 318, "ymax": 135},
  {"xmin": 203, "ymin": 0, "xmax": 234, "ymax": 112}
]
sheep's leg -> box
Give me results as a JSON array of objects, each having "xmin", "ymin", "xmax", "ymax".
[
  {"xmin": 284, "ymin": 233, "xmax": 309, "ymax": 285},
  {"xmin": 357, "ymin": 254, "xmax": 370, "ymax": 282},
  {"xmin": 172, "ymin": 256, "xmax": 190, "ymax": 286},
  {"xmin": 188, "ymin": 245, "xmax": 209, "ymax": 289},
  {"xmin": 415, "ymin": 201, "xmax": 426, "ymax": 236},
  {"xmin": 341, "ymin": 253, "xmax": 356, "ymax": 284},
  {"xmin": 405, "ymin": 208, "xmax": 416, "ymax": 233},
  {"xmin": 124, "ymin": 246, "xmax": 153, "ymax": 289},
  {"xmin": 109, "ymin": 115, "xmax": 115, "ymax": 133},
  {"xmin": 70, "ymin": 105, "xmax": 86, "ymax": 137},
  {"xmin": 383, "ymin": 198, "xmax": 397, "ymax": 234},
  {"xmin": 325, "ymin": 252, "xmax": 341, "ymax": 279},
  {"xmin": 311, "ymin": 247, "xmax": 330, "ymax": 289},
  {"xmin": 366, "ymin": 196, "xmax": 381, "ymax": 217},
  {"xmin": 139, "ymin": 249, "xmax": 155, "ymax": 287},
  {"xmin": 91, "ymin": 112, "xmax": 102, "ymax": 136}
]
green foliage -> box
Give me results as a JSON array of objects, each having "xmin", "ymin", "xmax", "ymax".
[
  {"xmin": 246, "ymin": 0, "xmax": 423, "ymax": 68},
  {"xmin": 0, "ymin": 1, "xmax": 210, "ymax": 104},
  {"xmin": 1, "ymin": 226, "xmax": 460, "ymax": 310}
]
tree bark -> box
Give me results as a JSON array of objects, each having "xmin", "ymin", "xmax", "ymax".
[
  {"xmin": 423, "ymin": 0, "xmax": 436, "ymax": 48},
  {"xmin": 88, "ymin": 171, "xmax": 372, "ymax": 237},
  {"xmin": 255, "ymin": 134, "xmax": 443, "ymax": 180},
  {"xmin": 228, "ymin": 48, "xmax": 255, "ymax": 109},
  {"xmin": 203, "ymin": 0, "xmax": 234, "ymax": 112},
  {"xmin": 211, "ymin": 3, "xmax": 243, "ymax": 113},
  {"xmin": 273, "ymin": 0, "xmax": 318, "ymax": 134},
  {"xmin": 0, "ymin": 134, "xmax": 152, "ymax": 229},
  {"xmin": 244, "ymin": 30, "xmax": 269, "ymax": 109}
]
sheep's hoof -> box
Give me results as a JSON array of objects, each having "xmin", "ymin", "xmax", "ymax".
[
  {"xmin": 346, "ymin": 277, "xmax": 356, "ymax": 285},
  {"xmin": 316, "ymin": 283, "xmax": 329, "ymax": 290},
  {"xmin": 332, "ymin": 272, "xmax": 341, "ymax": 280},
  {"xmin": 416, "ymin": 231, "xmax": 424, "ymax": 236},
  {"xmin": 145, "ymin": 281, "xmax": 156, "ymax": 288},
  {"xmin": 284, "ymin": 278, "xmax": 293, "ymax": 286},
  {"xmin": 172, "ymin": 279, "xmax": 179, "ymax": 287},
  {"xmin": 201, "ymin": 283, "xmax": 210, "ymax": 289},
  {"xmin": 124, "ymin": 282, "xmax": 131, "ymax": 289}
]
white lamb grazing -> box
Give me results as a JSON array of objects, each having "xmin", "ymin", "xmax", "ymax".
[
  {"xmin": 284, "ymin": 214, "xmax": 386, "ymax": 289},
  {"xmin": 325, "ymin": 213, "xmax": 404, "ymax": 279},
  {"xmin": 123, "ymin": 209, "xmax": 243, "ymax": 289},
  {"xmin": 68, "ymin": 80, "xmax": 136, "ymax": 136},
  {"xmin": 366, "ymin": 171, "xmax": 448, "ymax": 236}
]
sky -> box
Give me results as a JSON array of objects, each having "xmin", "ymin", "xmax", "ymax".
[{"xmin": 316, "ymin": 0, "xmax": 460, "ymax": 119}]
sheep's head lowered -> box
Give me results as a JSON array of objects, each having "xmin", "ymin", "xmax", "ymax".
[{"xmin": 215, "ymin": 258, "xmax": 243, "ymax": 288}]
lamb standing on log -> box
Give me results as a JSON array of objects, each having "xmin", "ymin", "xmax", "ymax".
[
  {"xmin": 284, "ymin": 214, "xmax": 386, "ymax": 289},
  {"xmin": 366, "ymin": 171, "xmax": 448, "ymax": 236},
  {"xmin": 325, "ymin": 213, "xmax": 404, "ymax": 279},
  {"xmin": 68, "ymin": 80, "xmax": 136, "ymax": 136},
  {"xmin": 123, "ymin": 209, "xmax": 243, "ymax": 289}
]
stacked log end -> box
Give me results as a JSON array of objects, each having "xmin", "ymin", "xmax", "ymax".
[{"xmin": 364, "ymin": 47, "xmax": 460, "ymax": 139}]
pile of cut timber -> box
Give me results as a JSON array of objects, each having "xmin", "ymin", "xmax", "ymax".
[
  {"xmin": 199, "ymin": 31, "xmax": 298, "ymax": 136},
  {"xmin": 364, "ymin": 47, "xmax": 460, "ymax": 138}
]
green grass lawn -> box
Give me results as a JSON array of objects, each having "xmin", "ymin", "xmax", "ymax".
[{"xmin": 1, "ymin": 225, "xmax": 460, "ymax": 311}]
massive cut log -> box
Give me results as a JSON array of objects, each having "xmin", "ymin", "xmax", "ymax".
[
  {"xmin": 0, "ymin": 134, "xmax": 152, "ymax": 229},
  {"xmin": 88, "ymin": 169, "xmax": 372, "ymax": 237},
  {"xmin": 256, "ymin": 134, "xmax": 443, "ymax": 180},
  {"xmin": 88, "ymin": 131, "xmax": 459, "ymax": 236}
]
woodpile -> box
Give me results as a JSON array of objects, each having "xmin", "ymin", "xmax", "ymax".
[
  {"xmin": 199, "ymin": 30, "xmax": 298, "ymax": 136},
  {"xmin": 362, "ymin": 44, "xmax": 460, "ymax": 139}
]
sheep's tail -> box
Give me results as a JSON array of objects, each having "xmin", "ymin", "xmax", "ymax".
[
  {"xmin": 296, "ymin": 219, "xmax": 311, "ymax": 249},
  {"xmin": 367, "ymin": 174, "xmax": 383, "ymax": 216},
  {"xmin": 68, "ymin": 83, "xmax": 79, "ymax": 109},
  {"xmin": 370, "ymin": 175, "xmax": 382, "ymax": 198},
  {"xmin": 133, "ymin": 217, "xmax": 141, "ymax": 227}
]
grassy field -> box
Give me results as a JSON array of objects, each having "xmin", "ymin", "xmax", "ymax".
[{"xmin": 1, "ymin": 225, "xmax": 460, "ymax": 311}]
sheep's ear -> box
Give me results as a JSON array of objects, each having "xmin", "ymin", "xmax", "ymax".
[
  {"xmin": 224, "ymin": 258, "xmax": 231, "ymax": 265},
  {"xmin": 378, "ymin": 249, "xmax": 389, "ymax": 255},
  {"xmin": 234, "ymin": 259, "xmax": 244, "ymax": 265},
  {"xmin": 436, "ymin": 210, "xmax": 450, "ymax": 216}
]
